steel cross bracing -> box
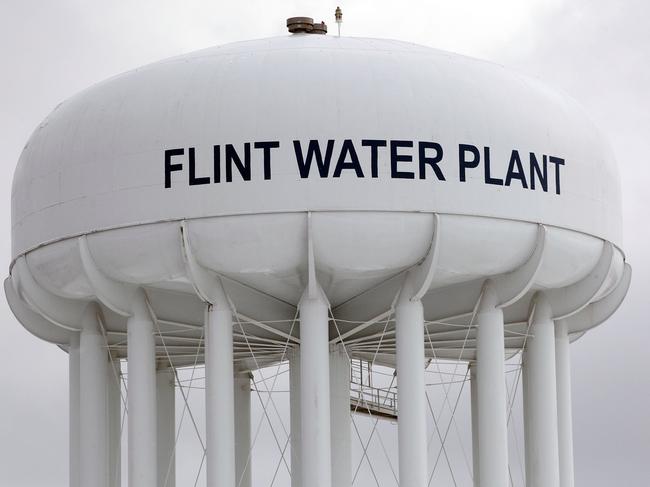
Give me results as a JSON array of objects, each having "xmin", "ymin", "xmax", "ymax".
[
  {"xmin": 102, "ymin": 300, "xmax": 520, "ymax": 485},
  {"xmin": 91, "ymin": 289, "xmax": 608, "ymax": 487},
  {"xmin": 7, "ymin": 264, "xmax": 632, "ymax": 487},
  {"xmin": 106, "ymin": 302, "xmax": 528, "ymax": 487},
  {"xmin": 5, "ymin": 213, "xmax": 633, "ymax": 487},
  {"xmin": 95, "ymin": 313, "xmax": 540, "ymax": 370}
]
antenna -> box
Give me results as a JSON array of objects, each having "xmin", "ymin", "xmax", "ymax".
[{"xmin": 335, "ymin": 6, "xmax": 343, "ymax": 37}]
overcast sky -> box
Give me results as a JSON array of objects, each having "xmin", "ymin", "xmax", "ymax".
[{"xmin": 0, "ymin": 1, "xmax": 648, "ymax": 486}]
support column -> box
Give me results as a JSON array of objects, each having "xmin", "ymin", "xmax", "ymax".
[
  {"xmin": 555, "ymin": 320, "xmax": 575, "ymax": 487},
  {"xmin": 395, "ymin": 290, "xmax": 427, "ymax": 487},
  {"xmin": 475, "ymin": 282, "xmax": 508, "ymax": 487},
  {"xmin": 157, "ymin": 366, "xmax": 176, "ymax": 487},
  {"xmin": 128, "ymin": 295, "xmax": 158, "ymax": 487},
  {"xmin": 523, "ymin": 294, "xmax": 560, "ymax": 487},
  {"xmin": 80, "ymin": 304, "xmax": 109, "ymax": 487},
  {"xmin": 234, "ymin": 372, "xmax": 252, "ymax": 487},
  {"xmin": 289, "ymin": 347, "xmax": 302, "ymax": 487},
  {"xmin": 69, "ymin": 333, "xmax": 80, "ymax": 487},
  {"xmin": 469, "ymin": 364, "xmax": 479, "ymax": 487},
  {"xmin": 299, "ymin": 289, "xmax": 332, "ymax": 487},
  {"xmin": 330, "ymin": 344, "xmax": 351, "ymax": 487},
  {"xmin": 108, "ymin": 359, "xmax": 122, "ymax": 487},
  {"xmin": 205, "ymin": 302, "xmax": 235, "ymax": 487}
]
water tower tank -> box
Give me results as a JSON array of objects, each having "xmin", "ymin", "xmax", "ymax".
[{"xmin": 6, "ymin": 17, "xmax": 630, "ymax": 487}]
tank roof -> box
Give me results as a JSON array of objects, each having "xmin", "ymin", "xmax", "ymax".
[{"xmin": 11, "ymin": 35, "xmax": 622, "ymax": 258}]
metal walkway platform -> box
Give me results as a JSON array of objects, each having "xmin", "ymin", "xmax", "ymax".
[{"xmin": 349, "ymin": 359, "xmax": 398, "ymax": 420}]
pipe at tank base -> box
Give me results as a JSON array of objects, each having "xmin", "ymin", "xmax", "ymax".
[
  {"xmin": 475, "ymin": 282, "xmax": 509, "ymax": 487},
  {"xmin": 330, "ymin": 344, "xmax": 351, "ymax": 487},
  {"xmin": 523, "ymin": 294, "xmax": 560, "ymax": 487},
  {"xmin": 127, "ymin": 297, "xmax": 158, "ymax": 487},
  {"xmin": 395, "ymin": 291, "xmax": 427, "ymax": 487},
  {"xmin": 157, "ymin": 366, "xmax": 176, "ymax": 487},
  {"xmin": 205, "ymin": 303, "xmax": 236, "ymax": 487},
  {"xmin": 289, "ymin": 347, "xmax": 302, "ymax": 487},
  {"xmin": 469, "ymin": 364, "xmax": 479, "ymax": 487},
  {"xmin": 108, "ymin": 360, "xmax": 122, "ymax": 487},
  {"xmin": 555, "ymin": 321, "xmax": 575, "ymax": 487},
  {"xmin": 80, "ymin": 305, "xmax": 109, "ymax": 487},
  {"xmin": 299, "ymin": 289, "xmax": 332, "ymax": 487},
  {"xmin": 235, "ymin": 371, "xmax": 252, "ymax": 487},
  {"xmin": 69, "ymin": 333, "xmax": 80, "ymax": 487}
]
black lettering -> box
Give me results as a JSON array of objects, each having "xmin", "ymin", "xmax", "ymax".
[
  {"xmin": 549, "ymin": 156, "xmax": 565, "ymax": 195},
  {"xmin": 188, "ymin": 147, "xmax": 210, "ymax": 186},
  {"xmin": 213, "ymin": 145, "xmax": 221, "ymax": 183},
  {"xmin": 418, "ymin": 142, "xmax": 445, "ymax": 180},
  {"xmin": 504, "ymin": 150, "xmax": 528, "ymax": 188},
  {"xmin": 484, "ymin": 147, "xmax": 503, "ymax": 186},
  {"xmin": 164, "ymin": 148, "xmax": 184, "ymax": 188},
  {"xmin": 459, "ymin": 144, "xmax": 480, "ymax": 182},
  {"xmin": 529, "ymin": 153, "xmax": 548, "ymax": 192},
  {"xmin": 254, "ymin": 141, "xmax": 280, "ymax": 180},
  {"xmin": 293, "ymin": 140, "xmax": 335, "ymax": 178},
  {"xmin": 362, "ymin": 139, "xmax": 387, "ymax": 178},
  {"xmin": 390, "ymin": 140, "xmax": 414, "ymax": 179},
  {"xmin": 333, "ymin": 139, "xmax": 364, "ymax": 177},
  {"xmin": 225, "ymin": 143, "xmax": 251, "ymax": 182}
]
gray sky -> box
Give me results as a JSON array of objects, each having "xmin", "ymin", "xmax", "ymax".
[{"xmin": 0, "ymin": 1, "xmax": 648, "ymax": 486}]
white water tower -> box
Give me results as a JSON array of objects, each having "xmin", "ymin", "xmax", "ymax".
[{"xmin": 6, "ymin": 14, "xmax": 630, "ymax": 487}]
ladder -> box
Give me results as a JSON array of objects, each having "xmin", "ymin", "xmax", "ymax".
[{"xmin": 349, "ymin": 359, "xmax": 398, "ymax": 420}]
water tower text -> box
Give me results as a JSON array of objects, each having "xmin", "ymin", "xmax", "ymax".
[{"xmin": 164, "ymin": 140, "xmax": 565, "ymax": 195}]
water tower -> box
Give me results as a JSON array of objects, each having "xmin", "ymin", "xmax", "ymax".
[{"xmin": 6, "ymin": 14, "xmax": 630, "ymax": 487}]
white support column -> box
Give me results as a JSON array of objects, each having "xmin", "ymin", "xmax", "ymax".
[
  {"xmin": 299, "ymin": 289, "xmax": 332, "ymax": 487},
  {"xmin": 157, "ymin": 366, "xmax": 176, "ymax": 487},
  {"xmin": 475, "ymin": 282, "xmax": 508, "ymax": 487},
  {"xmin": 330, "ymin": 344, "xmax": 351, "ymax": 487},
  {"xmin": 469, "ymin": 364, "xmax": 479, "ymax": 487},
  {"xmin": 289, "ymin": 347, "xmax": 302, "ymax": 487},
  {"xmin": 523, "ymin": 294, "xmax": 560, "ymax": 487},
  {"xmin": 555, "ymin": 320, "xmax": 575, "ymax": 487},
  {"xmin": 69, "ymin": 333, "xmax": 80, "ymax": 487},
  {"xmin": 234, "ymin": 372, "xmax": 252, "ymax": 487},
  {"xmin": 395, "ymin": 290, "xmax": 427, "ymax": 487},
  {"xmin": 108, "ymin": 359, "xmax": 122, "ymax": 487},
  {"xmin": 128, "ymin": 297, "xmax": 158, "ymax": 487},
  {"xmin": 80, "ymin": 304, "xmax": 109, "ymax": 487},
  {"xmin": 206, "ymin": 302, "xmax": 236, "ymax": 487},
  {"xmin": 523, "ymin": 352, "xmax": 531, "ymax": 484}
]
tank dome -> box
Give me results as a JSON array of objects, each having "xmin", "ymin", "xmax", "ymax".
[{"xmin": 11, "ymin": 35, "xmax": 621, "ymax": 258}]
